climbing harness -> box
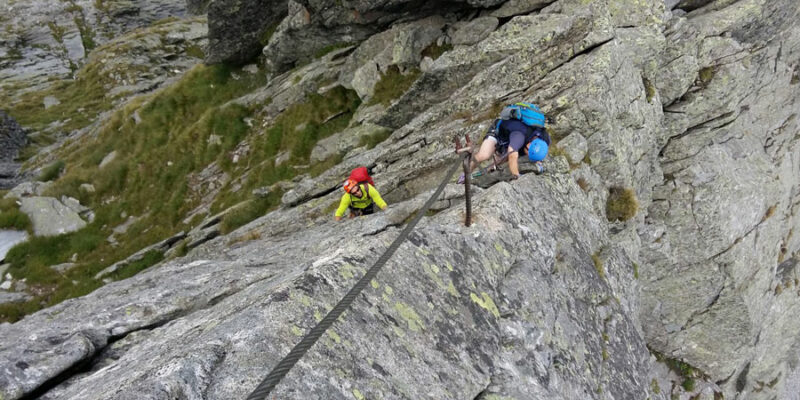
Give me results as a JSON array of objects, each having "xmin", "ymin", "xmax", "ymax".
[{"xmin": 246, "ymin": 159, "xmax": 461, "ymax": 400}]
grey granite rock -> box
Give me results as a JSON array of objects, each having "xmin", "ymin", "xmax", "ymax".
[
  {"xmin": 0, "ymin": 291, "xmax": 31, "ymax": 304},
  {"xmin": 5, "ymin": 182, "xmax": 51, "ymax": 199},
  {"xmin": 19, "ymin": 197, "xmax": 87, "ymax": 237},
  {"xmin": 0, "ymin": 174, "xmax": 666, "ymax": 400},
  {"xmin": 556, "ymin": 132, "xmax": 588, "ymax": 165},
  {"xmin": 1, "ymin": 0, "xmax": 799, "ymax": 399},
  {"xmin": 449, "ymin": 16, "xmax": 499, "ymax": 46},
  {"xmin": 205, "ymin": 0, "xmax": 288, "ymax": 64},
  {"xmin": 490, "ymin": 0, "xmax": 557, "ymax": 17},
  {"xmin": 310, "ymin": 123, "xmax": 392, "ymax": 162},
  {"xmin": 0, "ymin": 231, "xmax": 28, "ymax": 262}
]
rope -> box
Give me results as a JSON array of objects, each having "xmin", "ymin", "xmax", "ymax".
[{"xmin": 246, "ymin": 160, "xmax": 462, "ymax": 400}]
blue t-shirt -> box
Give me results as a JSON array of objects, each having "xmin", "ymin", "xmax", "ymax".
[
  {"xmin": 493, "ymin": 119, "xmax": 551, "ymax": 154},
  {"xmin": 497, "ymin": 119, "xmax": 534, "ymax": 151}
]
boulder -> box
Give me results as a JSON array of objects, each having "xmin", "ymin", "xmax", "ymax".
[
  {"xmin": 0, "ymin": 231, "xmax": 28, "ymax": 262},
  {"xmin": 98, "ymin": 151, "xmax": 117, "ymax": 169},
  {"xmin": 4, "ymin": 182, "xmax": 50, "ymax": 199},
  {"xmin": 0, "ymin": 291, "xmax": 31, "ymax": 304},
  {"xmin": 19, "ymin": 197, "xmax": 87, "ymax": 237}
]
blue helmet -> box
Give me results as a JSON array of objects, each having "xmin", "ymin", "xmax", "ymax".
[{"xmin": 528, "ymin": 138, "xmax": 549, "ymax": 161}]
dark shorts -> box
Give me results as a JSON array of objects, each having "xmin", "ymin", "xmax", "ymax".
[
  {"xmin": 488, "ymin": 130, "xmax": 528, "ymax": 156},
  {"xmin": 349, "ymin": 203, "xmax": 375, "ymax": 217}
]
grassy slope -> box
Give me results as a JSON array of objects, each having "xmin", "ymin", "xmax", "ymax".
[
  {"xmin": 0, "ymin": 62, "xmax": 363, "ymax": 322},
  {"xmin": 0, "ymin": 22, "xmax": 437, "ymax": 322}
]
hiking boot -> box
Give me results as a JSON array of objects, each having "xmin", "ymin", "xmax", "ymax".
[{"xmin": 533, "ymin": 161, "xmax": 545, "ymax": 175}]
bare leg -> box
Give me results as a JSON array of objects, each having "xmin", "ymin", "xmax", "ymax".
[
  {"xmin": 507, "ymin": 147, "xmax": 520, "ymax": 177},
  {"xmin": 469, "ymin": 137, "xmax": 497, "ymax": 172}
]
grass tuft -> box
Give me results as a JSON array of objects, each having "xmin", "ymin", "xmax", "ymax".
[
  {"xmin": 576, "ymin": 177, "xmax": 590, "ymax": 192},
  {"xmin": 358, "ymin": 129, "xmax": 392, "ymax": 150},
  {"xmin": 606, "ymin": 186, "xmax": 638, "ymax": 222},
  {"xmin": 698, "ymin": 66, "xmax": 716, "ymax": 86},
  {"xmin": 592, "ymin": 252, "xmax": 604, "ymax": 279},
  {"xmin": 38, "ymin": 160, "xmax": 65, "ymax": 182},
  {"xmin": 643, "ymin": 76, "xmax": 656, "ymax": 103},
  {"xmin": 220, "ymin": 197, "xmax": 278, "ymax": 234},
  {"xmin": 368, "ymin": 66, "xmax": 421, "ymax": 106},
  {"xmin": 185, "ymin": 45, "xmax": 205, "ymax": 59},
  {"xmin": 421, "ymin": 43, "xmax": 453, "ymax": 60},
  {"xmin": 107, "ymin": 250, "xmax": 164, "ymax": 281},
  {"xmin": 0, "ymin": 209, "xmax": 32, "ymax": 233}
]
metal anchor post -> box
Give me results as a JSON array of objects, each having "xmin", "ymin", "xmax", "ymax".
[{"xmin": 454, "ymin": 134, "xmax": 473, "ymax": 227}]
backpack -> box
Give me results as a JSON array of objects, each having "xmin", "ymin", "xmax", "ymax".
[
  {"xmin": 499, "ymin": 102, "xmax": 546, "ymax": 128},
  {"xmin": 348, "ymin": 166, "xmax": 374, "ymax": 187}
]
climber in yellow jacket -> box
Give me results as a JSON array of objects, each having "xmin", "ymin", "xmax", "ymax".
[{"xmin": 335, "ymin": 178, "xmax": 387, "ymax": 221}]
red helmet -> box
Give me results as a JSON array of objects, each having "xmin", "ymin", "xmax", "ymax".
[{"xmin": 343, "ymin": 179, "xmax": 359, "ymax": 193}]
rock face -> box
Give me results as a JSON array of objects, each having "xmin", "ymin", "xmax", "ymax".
[
  {"xmin": 0, "ymin": 0, "xmax": 188, "ymax": 100},
  {"xmin": 1, "ymin": 0, "xmax": 800, "ymax": 400},
  {"xmin": 638, "ymin": 0, "xmax": 800, "ymax": 395},
  {"xmin": 0, "ymin": 112, "xmax": 27, "ymax": 190},
  {"xmin": 186, "ymin": 0, "xmax": 212, "ymax": 14},
  {"xmin": 205, "ymin": 0, "xmax": 289, "ymax": 64},
  {"xmin": 0, "ymin": 112, "xmax": 26, "ymax": 163},
  {"xmin": 0, "ymin": 178, "xmax": 665, "ymax": 400}
]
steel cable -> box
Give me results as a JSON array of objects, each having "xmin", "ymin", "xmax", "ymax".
[{"xmin": 246, "ymin": 159, "xmax": 462, "ymax": 399}]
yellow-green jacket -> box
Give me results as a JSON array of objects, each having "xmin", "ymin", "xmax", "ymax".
[{"xmin": 335, "ymin": 183, "xmax": 387, "ymax": 217}]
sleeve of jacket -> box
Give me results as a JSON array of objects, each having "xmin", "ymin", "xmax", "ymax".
[
  {"xmin": 368, "ymin": 185, "xmax": 387, "ymax": 209},
  {"xmin": 335, "ymin": 194, "xmax": 351, "ymax": 217}
]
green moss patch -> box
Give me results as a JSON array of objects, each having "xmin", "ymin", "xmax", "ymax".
[
  {"xmin": 421, "ymin": 42, "xmax": 453, "ymax": 60},
  {"xmin": 314, "ymin": 42, "xmax": 354, "ymax": 59},
  {"xmin": 652, "ymin": 349, "xmax": 703, "ymax": 394},
  {"xmin": 358, "ymin": 129, "xmax": 392, "ymax": 150},
  {"xmin": 368, "ymin": 66, "xmax": 421, "ymax": 106},
  {"xmin": 185, "ymin": 45, "xmax": 205, "ymax": 59},
  {"xmin": 220, "ymin": 196, "xmax": 280, "ymax": 234},
  {"xmin": 38, "ymin": 160, "xmax": 65, "ymax": 182},
  {"xmin": 0, "ymin": 197, "xmax": 32, "ymax": 233},
  {"xmin": 105, "ymin": 250, "xmax": 164, "ymax": 281},
  {"xmin": 642, "ymin": 76, "xmax": 656, "ymax": 103},
  {"xmin": 0, "ymin": 209, "xmax": 32, "ymax": 233},
  {"xmin": 592, "ymin": 252, "xmax": 605, "ymax": 279},
  {"xmin": 698, "ymin": 66, "xmax": 716, "ymax": 86},
  {"xmin": 606, "ymin": 186, "xmax": 638, "ymax": 222},
  {"xmin": 259, "ymin": 23, "xmax": 280, "ymax": 46}
]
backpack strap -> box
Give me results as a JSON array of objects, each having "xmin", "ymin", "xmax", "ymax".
[{"xmin": 357, "ymin": 183, "xmax": 372, "ymax": 201}]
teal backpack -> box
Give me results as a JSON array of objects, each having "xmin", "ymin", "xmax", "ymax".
[{"xmin": 499, "ymin": 102, "xmax": 546, "ymax": 128}]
